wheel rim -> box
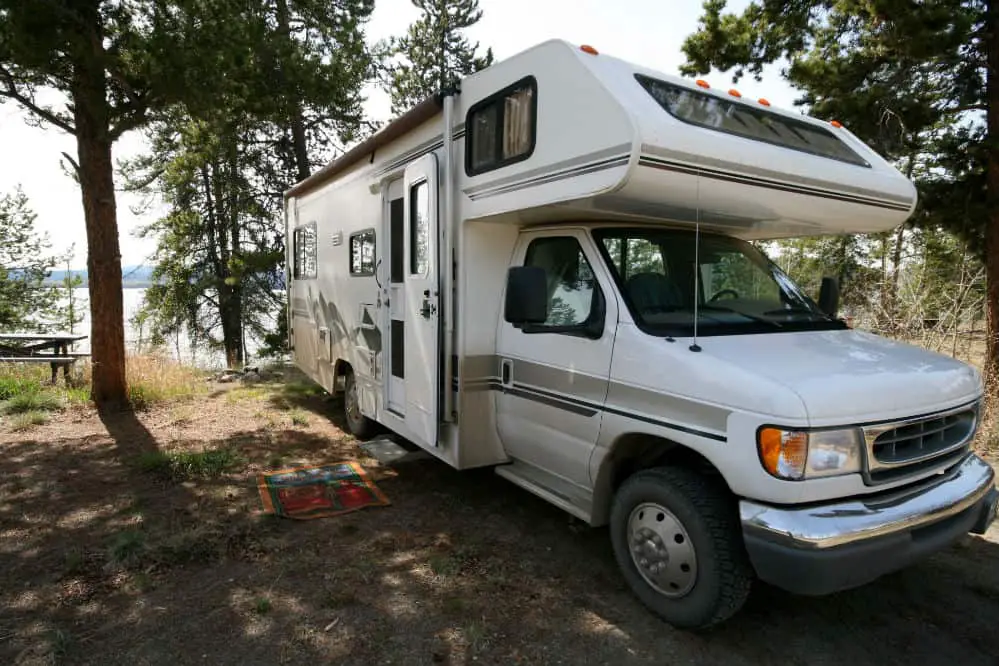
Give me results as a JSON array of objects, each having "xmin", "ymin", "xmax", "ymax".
[
  {"xmin": 345, "ymin": 379, "xmax": 360, "ymax": 426},
  {"xmin": 627, "ymin": 502, "xmax": 698, "ymax": 598}
]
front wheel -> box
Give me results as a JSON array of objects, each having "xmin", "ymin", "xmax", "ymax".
[
  {"xmin": 610, "ymin": 467, "xmax": 753, "ymax": 629},
  {"xmin": 343, "ymin": 371, "xmax": 377, "ymax": 439}
]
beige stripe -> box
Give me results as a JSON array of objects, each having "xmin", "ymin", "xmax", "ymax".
[{"xmin": 641, "ymin": 143, "xmax": 913, "ymax": 206}]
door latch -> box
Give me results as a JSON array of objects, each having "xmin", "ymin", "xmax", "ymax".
[{"xmin": 420, "ymin": 289, "xmax": 436, "ymax": 319}]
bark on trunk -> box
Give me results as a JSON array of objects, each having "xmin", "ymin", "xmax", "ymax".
[
  {"xmin": 73, "ymin": 5, "xmax": 127, "ymax": 406},
  {"xmin": 886, "ymin": 223, "xmax": 906, "ymax": 334},
  {"xmin": 985, "ymin": 0, "xmax": 999, "ymax": 398},
  {"xmin": 275, "ymin": 0, "xmax": 312, "ymax": 181}
]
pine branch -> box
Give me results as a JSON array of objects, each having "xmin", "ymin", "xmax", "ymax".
[{"xmin": 0, "ymin": 67, "xmax": 76, "ymax": 134}]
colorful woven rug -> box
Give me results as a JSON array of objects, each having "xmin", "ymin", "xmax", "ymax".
[{"xmin": 257, "ymin": 462, "xmax": 390, "ymax": 519}]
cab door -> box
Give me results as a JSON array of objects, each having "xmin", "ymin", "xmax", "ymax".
[
  {"xmin": 402, "ymin": 154, "xmax": 441, "ymax": 448},
  {"xmin": 495, "ymin": 230, "xmax": 617, "ymax": 492}
]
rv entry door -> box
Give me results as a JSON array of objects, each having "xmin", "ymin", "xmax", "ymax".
[{"xmin": 402, "ymin": 154, "xmax": 441, "ymax": 448}]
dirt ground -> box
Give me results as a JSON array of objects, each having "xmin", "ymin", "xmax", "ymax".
[{"xmin": 2, "ymin": 376, "xmax": 999, "ymax": 666}]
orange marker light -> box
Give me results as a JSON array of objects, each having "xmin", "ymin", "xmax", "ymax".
[
  {"xmin": 728, "ymin": 88, "xmax": 742, "ymax": 98},
  {"xmin": 830, "ymin": 120, "xmax": 843, "ymax": 128},
  {"xmin": 695, "ymin": 79, "xmax": 710, "ymax": 89},
  {"xmin": 580, "ymin": 44, "xmax": 599, "ymax": 55},
  {"xmin": 758, "ymin": 98, "xmax": 771, "ymax": 106}
]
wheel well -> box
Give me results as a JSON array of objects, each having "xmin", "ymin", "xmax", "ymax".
[
  {"xmin": 332, "ymin": 360, "xmax": 352, "ymax": 394},
  {"xmin": 591, "ymin": 433, "xmax": 730, "ymax": 526}
]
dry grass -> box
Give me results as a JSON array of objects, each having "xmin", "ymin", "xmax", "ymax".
[
  {"xmin": 125, "ymin": 354, "xmax": 206, "ymax": 409},
  {"xmin": 8, "ymin": 410, "xmax": 50, "ymax": 431},
  {"xmin": 1, "ymin": 353, "xmax": 205, "ymax": 411}
]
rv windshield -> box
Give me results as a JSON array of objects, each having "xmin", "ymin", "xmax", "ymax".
[{"xmin": 593, "ymin": 228, "xmax": 847, "ymax": 337}]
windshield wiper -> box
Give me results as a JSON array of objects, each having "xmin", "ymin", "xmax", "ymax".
[
  {"xmin": 699, "ymin": 304, "xmax": 783, "ymax": 328},
  {"xmin": 762, "ymin": 305, "xmax": 829, "ymax": 319}
]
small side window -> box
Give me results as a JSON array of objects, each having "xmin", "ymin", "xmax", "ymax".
[
  {"xmin": 410, "ymin": 181, "xmax": 430, "ymax": 275},
  {"xmin": 520, "ymin": 236, "xmax": 604, "ymax": 337},
  {"xmin": 350, "ymin": 229, "xmax": 376, "ymax": 276},
  {"xmin": 465, "ymin": 76, "xmax": 537, "ymax": 176},
  {"xmin": 293, "ymin": 223, "xmax": 317, "ymax": 280}
]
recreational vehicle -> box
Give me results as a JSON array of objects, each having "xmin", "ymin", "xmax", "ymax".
[{"xmin": 284, "ymin": 40, "xmax": 998, "ymax": 628}]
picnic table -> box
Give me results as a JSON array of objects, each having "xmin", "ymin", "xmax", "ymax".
[{"xmin": 0, "ymin": 333, "xmax": 90, "ymax": 384}]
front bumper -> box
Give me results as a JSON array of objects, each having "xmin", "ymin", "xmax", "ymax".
[{"xmin": 740, "ymin": 453, "xmax": 998, "ymax": 595}]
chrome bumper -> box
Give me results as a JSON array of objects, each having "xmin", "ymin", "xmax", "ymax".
[{"xmin": 740, "ymin": 453, "xmax": 996, "ymax": 550}]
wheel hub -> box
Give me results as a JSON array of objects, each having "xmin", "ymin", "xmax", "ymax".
[{"xmin": 627, "ymin": 503, "xmax": 697, "ymax": 597}]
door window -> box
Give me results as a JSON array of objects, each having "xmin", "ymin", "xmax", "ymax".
[
  {"xmin": 522, "ymin": 237, "xmax": 603, "ymax": 336},
  {"xmin": 410, "ymin": 181, "xmax": 430, "ymax": 275}
]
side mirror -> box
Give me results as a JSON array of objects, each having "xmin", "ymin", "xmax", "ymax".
[
  {"xmin": 504, "ymin": 266, "xmax": 548, "ymax": 325},
  {"xmin": 818, "ymin": 276, "xmax": 840, "ymax": 318}
]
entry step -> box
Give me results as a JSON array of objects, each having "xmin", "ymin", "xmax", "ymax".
[{"xmin": 359, "ymin": 436, "xmax": 431, "ymax": 466}]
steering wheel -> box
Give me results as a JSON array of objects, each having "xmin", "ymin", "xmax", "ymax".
[{"xmin": 709, "ymin": 288, "xmax": 739, "ymax": 302}]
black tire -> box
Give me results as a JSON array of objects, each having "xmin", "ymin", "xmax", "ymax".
[
  {"xmin": 610, "ymin": 466, "xmax": 753, "ymax": 629},
  {"xmin": 343, "ymin": 371, "xmax": 377, "ymax": 439}
]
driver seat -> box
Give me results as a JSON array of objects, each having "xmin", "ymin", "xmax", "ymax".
[{"xmin": 625, "ymin": 272, "xmax": 684, "ymax": 313}]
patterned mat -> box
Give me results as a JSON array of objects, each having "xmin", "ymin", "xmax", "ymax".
[{"xmin": 257, "ymin": 462, "xmax": 390, "ymax": 519}]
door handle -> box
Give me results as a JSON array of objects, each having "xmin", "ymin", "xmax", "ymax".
[
  {"xmin": 420, "ymin": 297, "xmax": 436, "ymax": 319},
  {"xmin": 501, "ymin": 359, "xmax": 513, "ymax": 386}
]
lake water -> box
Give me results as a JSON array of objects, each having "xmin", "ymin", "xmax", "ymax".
[{"xmin": 64, "ymin": 288, "xmax": 276, "ymax": 369}]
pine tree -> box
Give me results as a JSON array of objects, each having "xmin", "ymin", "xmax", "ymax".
[
  {"xmin": 0, "ymin": 0, "xmax": 267, "ymax": 403},
  {"xmin": 382, "ymin": 0, "xmax": 494, "ymax": 115},
  {"xmin": 123, "ymin": 0, "xmax": 374, "ymax": 367},
  {"xmin": 0, "ymin": 188, "xmax": 67, "ymax": 333},
  {"xmin": 681, "ymin": 0, "xmax": 995, "ymax": 382}
]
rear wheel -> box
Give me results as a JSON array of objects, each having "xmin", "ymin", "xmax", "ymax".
[
  {"xmin": 610, "ymin": 467, "xmax": 753, "ymax": 629},
  {"xmin": 343, "ymin": 371, "xmax": 377, "ymax": 439}
]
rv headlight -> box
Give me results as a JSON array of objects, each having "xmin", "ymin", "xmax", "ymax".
[{"xmin": 757, "ymin": 427, "xmax": 863, "ymax": 481}]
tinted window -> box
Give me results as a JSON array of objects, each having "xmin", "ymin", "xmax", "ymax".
[
  {"xmin": 523, "ymin": 237, "xmax": 600, "ymax": 330},
  {"xmin": 350, "ymin": 229, "xmax": 375, "ymax": 276},
  {"xmin": 389, "ymin": 198, "xmax": 404, "ymax": 283},
  {"xmin": 635, "ymin": 74, "xmax": 869, "ymax": 167},
  {"xmin": 293, "ymin": 223, "xmax": 317, "ymax": 279},
  {"xmin": 466, "ymin": 77, "xmax": 537, "ymax": 175},
  {"xmin": 410, "ymin": 181, "xmax": 430, "ymax": 274}
]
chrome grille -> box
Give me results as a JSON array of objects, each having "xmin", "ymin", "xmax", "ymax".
[{"xmin": 863, "ymin": 402, "xmax": 978, "ymax": 484}]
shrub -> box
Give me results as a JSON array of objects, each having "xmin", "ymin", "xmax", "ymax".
[
  {"xmin": 2, "ymin": 390, "xmax": 62, "ymax": 415},
  {"xmin": 138, "ymin": 447, "xmax": 240, "ymax": 480},
  {"xmin": 9, "ymin": 410, "xmax": 49, "ymax": 430}
]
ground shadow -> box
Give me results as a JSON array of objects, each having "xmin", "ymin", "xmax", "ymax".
[{"xmin": 3, "ymin": 402, "xmax": 999, "ymax": 665}]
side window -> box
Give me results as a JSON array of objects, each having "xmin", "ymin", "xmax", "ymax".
[
  {"xmin": 293, "ymin": 223, "xmax": 317, "ymax": 280},
  {"xmin": 410, "ymin": 181, "xmax": 430, "ymax": 274},
  {"xmin": 349, "ymin": 229, "xmax": 375, "ymax": 276},
  {"xmin": 602, "ymin": 237, "xmax": 666, "ymax": 281},
  {"xmin": 522, "ymin": 236, "xmax": 603, "ymax": 335},
  {"xmin": 389, "ymin": 198, "xmax": 404, "ymax": 283},
  {"xmin": 466, "ymin": 76, "xmax": 537, "ymax": 176}
]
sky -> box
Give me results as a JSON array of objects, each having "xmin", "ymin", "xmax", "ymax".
[{"xmin": 0, "ymin": 0, "xmax": 796, "ymax": 269}]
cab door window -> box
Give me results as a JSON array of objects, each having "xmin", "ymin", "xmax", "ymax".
[{"xmin": 521, "ymin": 236, "xmax": 604, "ymax": 337}]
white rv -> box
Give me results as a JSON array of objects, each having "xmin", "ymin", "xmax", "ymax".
[{"xmin": 284, "ymin": 40, "xmax": 998, "ymax": 628}]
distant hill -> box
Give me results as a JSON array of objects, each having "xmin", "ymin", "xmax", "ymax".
[
  {"xmin": 43, "ymin": 265, "xmax": 286, "ymax": 290},
  {"xmin": 44, "ymin": 265, "xmax": 155, "ymax": 288}
]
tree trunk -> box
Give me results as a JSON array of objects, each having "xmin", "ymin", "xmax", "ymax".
[
  {"xmin": 226, "ymin": 136, "xmax": 243, "ymax": 367},
  {"xmin": 985, "ymin": 0, "xmax": 999, "ymax": 400},
  {"xmin": 72, "ymin": 6, "xmax": 127, "ymax": 406},
  {"xmin": 274, "ymin": 0, "xmax": 312, "ymax": 181},
  {"xmin": 886, "ymin": 223, "xmax": 906, "ymax": 335}
]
